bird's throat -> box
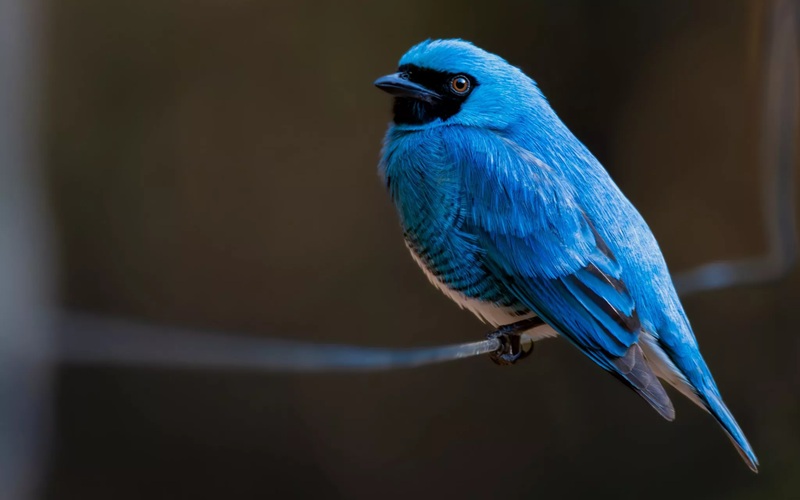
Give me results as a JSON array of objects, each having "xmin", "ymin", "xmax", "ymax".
[{"xmin": 392, "ymin": 97, "xmax": 462, "ymax": 125}]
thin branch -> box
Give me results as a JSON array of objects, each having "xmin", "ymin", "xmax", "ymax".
[{"xmin": 57, "ymin": 312, "xmax": 504, "ymax": 371}]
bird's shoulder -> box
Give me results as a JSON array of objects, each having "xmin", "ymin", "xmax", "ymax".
[{"xmin": 428, "ymin": 127, "xmax": 592, "ymax": 276}]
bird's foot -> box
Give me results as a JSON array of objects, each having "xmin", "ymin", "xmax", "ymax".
[{"xmin": 487, "ymin": 318, "xmax": 541, "ymax": 366}]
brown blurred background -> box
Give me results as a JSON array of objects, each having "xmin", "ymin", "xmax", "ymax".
[{"xmin": 22, "ymin": 0, "xmax": 800, "ymax": 498}]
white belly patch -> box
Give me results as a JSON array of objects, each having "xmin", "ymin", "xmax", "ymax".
[{"xmin": 406, "ymin": 245, "xmax": 558, "ymax": 342}]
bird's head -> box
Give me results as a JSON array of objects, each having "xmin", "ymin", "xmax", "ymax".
[{"xmin": 374, "ymin": 39, "xmax": 545, "ymax": 130}]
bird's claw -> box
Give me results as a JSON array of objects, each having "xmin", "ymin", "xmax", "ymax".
[{"xmin": 488, "ymin": 328, "xmax": 534, "ymax": 366}]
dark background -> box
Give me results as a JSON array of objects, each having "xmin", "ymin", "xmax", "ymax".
[{"xmin": 37, "ymin": 0, "xmax": 799, "ymax": 498}]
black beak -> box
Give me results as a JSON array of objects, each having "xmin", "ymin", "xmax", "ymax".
[{"xmin": 374, "ymin": 72, "xmax": 440, "ymax": 103}]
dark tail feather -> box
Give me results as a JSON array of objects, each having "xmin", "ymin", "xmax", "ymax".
[{"xmin": 611, "ymin": 343, "xmax": 675, "ymax": 421}]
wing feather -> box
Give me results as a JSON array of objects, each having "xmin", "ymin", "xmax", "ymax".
[{"xmin": 448, "ymin": 129, "xmax": 673, "ymax": 417}]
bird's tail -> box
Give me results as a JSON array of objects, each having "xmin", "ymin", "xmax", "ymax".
[
  {"xmin": 702, "ymin": 390, "xmax": 760, "ymax": 473},
  {"xmin": 640, "ymin": 333, "xmax": 758, "ymax": 472}
]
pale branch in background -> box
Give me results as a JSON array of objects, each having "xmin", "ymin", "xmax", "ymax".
[
  {"xmin": 673, "ymin": 0, "xmax": 798, "ymax": 296},
  {"xmin": 0, "ymin": 0, "xmax": 51, "ymax": 498}
]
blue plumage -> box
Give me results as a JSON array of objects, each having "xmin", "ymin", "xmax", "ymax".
[{"xmin": 375, "ymin": 39, "xmax": 758, "ymax": 471}]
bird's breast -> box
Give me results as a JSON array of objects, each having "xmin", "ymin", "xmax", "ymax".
[{"xmin": 382, "ymin": 129, "xmax": 528, "ymax": 316}]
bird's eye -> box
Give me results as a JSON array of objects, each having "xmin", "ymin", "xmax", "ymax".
[{"xmin": 450, "ymin": 75, "xmax": 470, "ymax": 94}]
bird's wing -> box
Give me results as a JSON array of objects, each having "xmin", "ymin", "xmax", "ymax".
[{"xmin": 452, "ymin": 131, "xmax": 674, "ymax": 419}]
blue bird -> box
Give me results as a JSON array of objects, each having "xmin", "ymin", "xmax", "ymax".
[{"xmin": 374, "ymin": 39, "xmax": 758, "ymax": 471}]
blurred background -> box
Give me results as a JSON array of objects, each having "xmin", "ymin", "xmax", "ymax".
[{"xmin": 2, "ymin": 0, "xmax": 799, "ymax": 498}]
